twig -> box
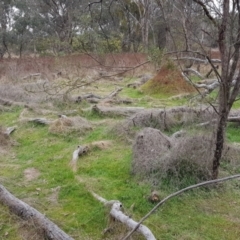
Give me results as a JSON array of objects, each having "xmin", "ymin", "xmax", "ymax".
[{"xmin": 122, "ymin": 174, "xmax": 240, "ymax": 240}]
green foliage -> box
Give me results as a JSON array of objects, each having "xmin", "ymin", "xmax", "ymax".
[
  {"xmin": 227, "ymin": 123, "xmax": 240, "ymax": 142},
  {"xmin": 1, "ymin": 82, "xmax": 240, "ymax": 239},
  {"xmin": 36, "ymin": 37, "xmax": 71, "ymax": 56},
  {"xmin": 72, "ymin": 34, "xmax": 122, "ymax": 53},
  {"xmin": 148, "ymin": 46, "xmax": 165, "ymax": 69}
]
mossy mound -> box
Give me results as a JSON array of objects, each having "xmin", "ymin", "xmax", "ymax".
[{"xmin": 142, "ymin": 62, "xmax": 196, "ymax": 95}]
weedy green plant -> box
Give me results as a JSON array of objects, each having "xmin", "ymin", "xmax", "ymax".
[
  {"xmin": 148, "ymin": 46, "xmax": 165, "ymax": 69},
  {"xmin": 1, "ymin": 71, "xmax": 240, "ymax": 240}
]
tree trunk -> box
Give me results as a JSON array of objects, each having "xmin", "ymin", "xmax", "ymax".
[{"xmin": 212, "ymin": 111, "xmax": 228, "ymax": 179}]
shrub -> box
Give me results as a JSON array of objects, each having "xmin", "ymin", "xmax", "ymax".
[{"xmin": 132, "ymin": 131, "xmax": 214, "ymax": 188}]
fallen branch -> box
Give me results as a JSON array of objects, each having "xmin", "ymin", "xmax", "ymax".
[
  {"xmin": 69, "ymin": 145, "xmax": 89, "ymax": 172},
  {"xmin": 92, "ymin": 105, "xmax": 145, "ymax": 117},
  {"xmin": 0, "ymin": 97, "xmax": 26, "ymax": 107},
  {"xmin": 28, "ymin": 118, "xmax": 53, "ymax": 125},
  {"xmin": 227, "ymin": 116, "xmax": 240, "ymax": 122},
  {"xmin": 122, "ymin": 174, "xmax": 240, "ymax": 240},
  {"xmin": 183, "ymin": 68, "xmax": 204, "ymax": 79},
  {"xmin": 91, "ymin": 192, "xmax": 156, "ymax": 240},
  {"xmin": 196, "ymin": 115, "xmax": 240, "ymax": 127},
  {"xmin": 22, "ymin": 73, "xmax": 42, "ymax": 80},
  {"xmin": 172, "ymin": 57, "xmax": 221, "ymax": 64},
  {"xmin": 105, "ymin": 87, "xmax": 123, "ymax": 99},
  {"xmin": 0, "ymin": 184, "xmax": 74, "ymax": 240},
  {"xmin": 4, "ymin": 126, "xmax": 16, "ymax": 135},
  {"xmin": 76, "ymin": 88, "xmax": 125, "ymax": 105}
]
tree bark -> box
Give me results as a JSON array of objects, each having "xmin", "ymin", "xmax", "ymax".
[
  {"xmin": 0, "ymin": 184, "xmax": 74, "ymax": 240},
  {"xmin": 91, "ymin": 192, "xmax": 156, "ymax": 240},
  {"xmin": 92, "ymin": 105, "xmax": 145, "ymax": 117},
  {"xmin": 212, "ymin": 109, "xmax": 228, "ymax": 179}
]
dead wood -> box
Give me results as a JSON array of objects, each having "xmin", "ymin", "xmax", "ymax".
[
  {"xmin": 92, "ymin": 105, "xmax": 145, "ymax": 117},
  {"xmin": 123, "ymin": 106, "xmax": 214, "ymax": 131},
  {"xmin": 183, "ymin": 68, "xmax": 204, "ymax": 79},
  {"xmin": 69, "ymin": 145, "xmax": 89, "ymax": 172},
  {"xmin": 0, "ymin": 105, "xmax": 10, "ymax": 111},
  {"xmin": 196, "ymin": 115, "xmax": 240, "ymax": 127},
  {"xmin": 205, "ymin": 65, "xmax": 219, "ymax": 78},
  {"xmin": 123, "ymin": 174, "xmax": 240, "ymax": 240},
  {"xmin": 227, "ymin": 116, "xmax": 240, "ymax": 122},
  {"xmin": 5, "ymin": 126, "xmax": 16, "ymax": 135},
  {"xmin": 0, "ymin": 97, "xmax": 26, "ymax": 107},
  {"xmin": 91, "ymin": 192, "xmax": 156, "ymax": 240},
  {"xmin": 172, "ymin": 57, "xmax": 221, "ymax": 64},
  {"xmin": 127, "ymin": 74, "xmax": 153, "ymax": 89},
  {"xmin": 76, "ymin": 94, "xmax": 102, "ymax": 103},
  {"xmin": 76, "ymin": 87, "xmax": 123, "ymax": 105},
  {"xmin": 148, "ymin": 190, "xmax": 161, "ymax": 203},
  {"xmin": 22, "ymin": 73, "xmax": 42, "ymax": 80},
  {"xmin": 105, "ymin": 87, "xmax": 123, "ymax": 99},
  {"xmin": 28, "ymin": 118, "xmax": 53, "ymax": 125},
  {"xmin": 0, "ymin": 184, "xmax": 74, "ymax": 240}
]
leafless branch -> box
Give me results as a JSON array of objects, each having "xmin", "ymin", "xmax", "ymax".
[{"xmin": 122, "ymin": 174, "xmax": 240, "ymax": 240}]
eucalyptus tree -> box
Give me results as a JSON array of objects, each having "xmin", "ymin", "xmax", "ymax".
[{"xmin": 0, "ymin": 0, "xmax": 13, "ymax": 58}]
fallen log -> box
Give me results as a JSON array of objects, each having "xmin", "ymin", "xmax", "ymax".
[
  {"xmin": 0, "ymin": 184, "xmax": 74, "ymax": 240},
  {"xmin": 227, "ymin": 116, "xmax": 240, "ymax": 123},
  {"xmin": 76, "ymin": 88, "xmax": 125, "ymax": 105},
  {"xmin": 105, "ymin": 87, "xmax": 123, "ymax": 99},
  {"xmin": 196, "ymin": 115, "xmax": 240, "ymax": 127},
  {"xmin": 76, "ymin": 94, "xmax": 102, "ymax": 103},
  {"xmin": 69, "ymin": 145, "xmax": 89, "ymax": 172},
  {"xmin": 0, "ymin": 97, "xmax": 26, "ymax": 107},
  {"xmin": 172, "ymin": 57, "xmax": 221, "ymax": 64},
  {"xmin": 91, "ymin": 192, "xmax": 156, "ymax": 240},
  {"xmin": 28, "ymin": 118, "xmax": 53, "ymax": 125},
  {"xmin": 92, "ymin": 105, "xmax": 145, "ymax": 117},
  {"xmin": 183, "ymin": 68, "xmax": 204, "ymax": 79}
]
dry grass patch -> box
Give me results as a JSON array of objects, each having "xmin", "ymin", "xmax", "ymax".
[
  {"xmin": 88, "ymin": 140, "xmax": 113, "ymax": 150},
  {"xmin": 49, "ymin": 116, "xmax": 92, "ymax": 134},
  {"xmin": 132, "ymin": 128, "xmax": 214, "ymax": 187},
  {"xmin": 113, "ymin": 107, "xmax": 216, "ymax": 141}
]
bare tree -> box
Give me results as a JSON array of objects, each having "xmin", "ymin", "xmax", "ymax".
[{"xmin": 158, "ymin": 0, "xmax": 240, "ymax": 179}]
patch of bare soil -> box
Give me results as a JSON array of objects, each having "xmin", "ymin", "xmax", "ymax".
[
  {"xmin": 0, "ymin": 127, "xmax": 10, "ymax": 146},
  {"xmin": 24, "ymin": 168, "xmax": 40, "ymax": 181},
  {"xmin": 17, "ymin": 220, "xmax": 45, "ymax": 240},
  {"xmin": 47, "ymin": 186, "xmax": 61, "ymax": 205},
  {"xmin": 0, "ymin": 126, "xmax": 14, "ymax": 156}
]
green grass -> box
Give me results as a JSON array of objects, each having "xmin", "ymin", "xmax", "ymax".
[
  {"xmin": 227, "ymin": 123, "xmax": 240, "ymax": 142},
  {"xmin": 1, "ymin": 86, "xmax": 240, "ymax": 239}
]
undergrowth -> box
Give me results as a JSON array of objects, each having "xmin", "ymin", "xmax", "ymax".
[{"xmin": 0, "ymin": 86, "xmax": 240, "ymax": 239}]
